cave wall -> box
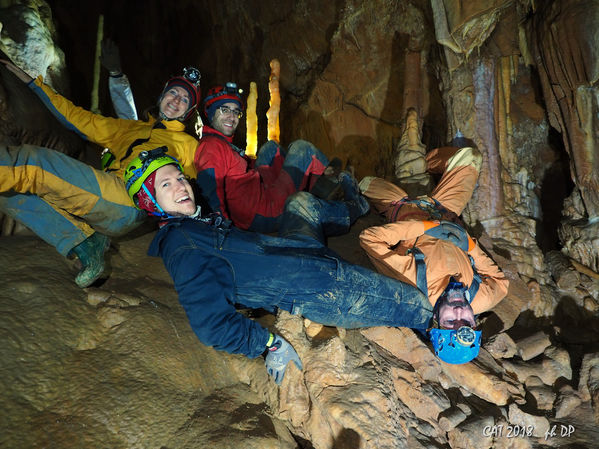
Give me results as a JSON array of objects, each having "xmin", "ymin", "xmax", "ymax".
[
  {"xmin": 2, "ymin": 1, "xmax": 599, "ymax": 448},
  {"xmin": 7, "ymin": 0, "xmax": 590, "ymax": 271}
]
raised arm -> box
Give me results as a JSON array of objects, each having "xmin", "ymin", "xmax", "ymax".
[{"xmin": 101, "ymin": 39, "xmax": 138, "ymax": 120}]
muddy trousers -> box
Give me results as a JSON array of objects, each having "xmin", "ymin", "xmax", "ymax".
[
  {"xmin": 0, "ymin": 145, "xmax": 145, "ymax": 256},
  {"xmin": 249, "ymin": 140, "xmax": 331, "ymax": 233},
  {"xmin": 255, "ymin": 139, "xmax": 329, "ymax": 190}
]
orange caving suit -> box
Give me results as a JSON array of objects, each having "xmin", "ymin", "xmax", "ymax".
[{"xmin": 358, "ymin": 146, "xmax": 509, "ymax": 315}]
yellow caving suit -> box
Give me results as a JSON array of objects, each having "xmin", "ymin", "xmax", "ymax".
[{"xmin": 0, "ymin": 76, "xmax": 198, "ymax": 256}]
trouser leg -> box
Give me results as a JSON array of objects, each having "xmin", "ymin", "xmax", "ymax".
[
  {"xmin": 275, "ymin": 258, "xmax": 433, "ymax": 329},
  {"xmin": 0, "ymin": 193, "xmax": 89, "ymax": 256},
  {"xmin": 255, "ymin": 140, "xmax": 286, "ymax": 167},
  {"xmin": 0, "ymin": 144, "xmax": 145, "ymax": 255},
  {"xmin": 281, "ymin": 140, "xmax": 329, "ymax": 190},
  {"xmin": 278, "ymin": 192, "xmax": 350, "ymax": 244},
  {"xmin": 428, "ymin": 146, "xmax": 482, "ymax": 215},
  {"xmin": 359, "ymin": 176, "xmax": 409, "ymax": 220}
]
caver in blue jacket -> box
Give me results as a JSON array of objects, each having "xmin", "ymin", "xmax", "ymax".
[{"xmin": 147, "ymin": 208, "xmax": 434, "ymax": 359}]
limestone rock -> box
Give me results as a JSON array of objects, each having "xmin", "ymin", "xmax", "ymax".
[
  {"xmin": 554, "ymin": 385, "xmax": 583, "ymax": 419},
  {"xmin": 515, "ymin": 331, "xmax": 552, "ymax": 361},
  {"xmin": 527, "ymin": 385, "xmax": 556, "ymax": 411},
  {"xmin": 501, "ymin": 346, "xmax": 571, "ymax": 386},
  {"xmin": 507, "ymin": 403, "xmax": 550, "ymax": 438},
  {"xmin": 484, "ymin": 332, "xmax": 518, "ymax": 359},
  {"xmin": 447, "ymin": 415, "xmax": 494, "ymax": 449}
]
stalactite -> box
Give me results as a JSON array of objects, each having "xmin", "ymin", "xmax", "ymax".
[{"xmin": 474, "ymin": 59, "xmax": 504, "ymax": 222}]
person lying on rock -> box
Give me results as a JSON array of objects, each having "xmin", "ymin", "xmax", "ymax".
[
  {"xmin": 193, "ymin": 82, "xmax": 370, "ymax": 234},
  {"xmin": 124, "ymin": 149, "xmax": 487, "ymax": 386},
  {"xmin": 0, "ymin": 59, "xmax": 201, "ymax": 288},
  {"xmin": 358, "ymin": 112, "xmax": 509, "ymax": 364}
]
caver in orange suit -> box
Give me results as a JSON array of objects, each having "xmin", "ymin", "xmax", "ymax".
[{"xmin": 358, "ymin": 145, "xmax": 509, "ymax": 315}]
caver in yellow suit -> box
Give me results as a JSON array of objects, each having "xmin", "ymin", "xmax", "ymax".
[
  {"xmin": 358, "ymin": 145, "xmax": 509, "ymax": 315},
  {"xmin": 0, "ymin": 67, "xmax": 201, "ymax": 287}
]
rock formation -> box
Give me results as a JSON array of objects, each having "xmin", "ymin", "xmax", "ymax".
[{"xmin": 1, "ymin": 1, "xmax": 599, "ymax": 448}]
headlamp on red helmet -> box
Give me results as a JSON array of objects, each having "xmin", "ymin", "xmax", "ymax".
[
  {"xmin": 159, "ymin": 66, "xmax": 202, "ymax": 121},
  {"xmin": 203, "ymin": 82, "xmax": 244, "ymax": 123}
]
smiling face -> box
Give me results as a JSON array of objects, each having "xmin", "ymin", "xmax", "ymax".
[
  {"xmin": 435, "ymin": 290, "xmax": 476, "ymax": 330},
  {"xmin": 210, "ymin": 101, "xmax": 240, "ymax": 137},
  {"xmin": 153, "ymin": 164, "xmax": 197, "ymax": 216},
  {"xmin": 159, "ymin": 86, "xmax": 191, "ymax": 120}
]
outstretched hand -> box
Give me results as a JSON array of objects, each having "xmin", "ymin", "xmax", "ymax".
[
  {"xmin": 0, "ymin": 59, "xmax": 33, "ymax": 83},
  {"xmin": 100, "ymin": 39, "xmax": 122, "ymax": 74},
  {"xmin": 264, "ymin": 334, "xmax": 302, "ymax": 385}
]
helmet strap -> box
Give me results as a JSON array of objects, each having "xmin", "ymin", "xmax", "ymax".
[{"xmin": 141, "ymin": 183, "xmax": 169, "ymax": 218}]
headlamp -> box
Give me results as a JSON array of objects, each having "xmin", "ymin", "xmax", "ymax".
[
  {"xmin": 225, "ymin": 82, "xmax": 243, "ymax": 95},
  {"xmin": 139, "ymin": 146, "xmax": 168, "ymax": 162},
  {"xmin": 455, "ymin": 326, "xmax": 476, "ymax": 346},
  {"xmin": 183, "ymin": 67, "xmax": 201, "ymax": 86}
]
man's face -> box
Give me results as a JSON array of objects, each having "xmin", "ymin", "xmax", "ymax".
[
  {"xmin": 435, "ymin": 288, "xmax": 476, "ymax": 330},
  {"xmin": 211, "ymin": 101, "xmax": 241, "ymax": 137},
  {"xmin": 154, "ymin": 164, "xmax": 196, "ymax": 216},
  {"xmin": 159, "ymin": 86, "xmax": 191, "ymax": 120}
]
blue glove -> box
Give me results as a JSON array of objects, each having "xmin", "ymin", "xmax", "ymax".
[{"xmin": 264, "ymin": 334, "xmax": 303, "ymax": 385}]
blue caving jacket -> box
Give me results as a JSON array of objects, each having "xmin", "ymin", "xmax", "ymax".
[
  {"xmin": 148, "ymin": 217, "xmax": 433, "ymax": 359},
  {"xmin": 148, "ymin": 217, "xmax": 331, "ymax": 358}
]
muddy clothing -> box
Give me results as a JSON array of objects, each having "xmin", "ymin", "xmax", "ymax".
[
  {"xmin": 194, "ymin": 126, "xmax": 330, "ymax": 232},
  {"xmin": 359, "ymin": 146, "xmax": 508, "ymax": 315},
  {"xmin": 148, "ymin": 192, "xmax": 433, "ymax": 358}
]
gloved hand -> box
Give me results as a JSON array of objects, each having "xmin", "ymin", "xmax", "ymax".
[
  {"xmin": 101, "ymin": 39, "xmax": 122, "ymax": 75},
  {"xmin": 264, "ymin": 334, "xmax": 302, "ymax": 385}
]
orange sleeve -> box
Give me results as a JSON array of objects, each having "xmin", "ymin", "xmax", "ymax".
[{"xmin": 468, "ymin": 242, "xmax": 509, "ymax": 314}]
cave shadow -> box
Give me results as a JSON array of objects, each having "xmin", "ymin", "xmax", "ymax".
[
  {"xmin": 507, "ymin": 297, "xmax": 599, "ymax": 387},
  {"xmin": 552, "ymin": 296, "xmax": 599, "ymax": 386},
  {"xmin": 292, "ymin": 426, "xmax": 361, "ymax": 448},
  {"xmin": 535, "ymin": 127, "xmax": 574, "ymax": 254},
  {"xmin": 332, "ymin": 428, "xmax": 361, "ymax": 449}
]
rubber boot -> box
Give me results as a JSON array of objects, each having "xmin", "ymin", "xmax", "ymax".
[
  {"xmin": 69, "ymin": 232, "xmax": 110, "ymax": 288},
  {"xmin": 310, "ymin": 157, "xmax": 344, "ymax": 200}
]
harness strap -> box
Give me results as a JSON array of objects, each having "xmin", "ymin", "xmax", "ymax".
[
  {"xmin": 105, "ymin": 121, "xmax": 168, "ymax": 172},
  {"xmin": 407, "ymin": 246, "xmax": 428, "ymax": 296},
  {"xmin": 390, "ymin": 196, "xmax": 481, "ymax": 300}
]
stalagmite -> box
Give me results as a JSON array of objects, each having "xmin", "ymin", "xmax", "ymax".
[
  {"xmin": 267, "ymin": 59, "xmax": 280, "ymax": 143},
  {"xmin": 245, "ymin": 81, "xmax": 258, "ymax": 158},
  {"xmin": 91, "ymin": 15, "xmax": 103, "ymax": 114}
]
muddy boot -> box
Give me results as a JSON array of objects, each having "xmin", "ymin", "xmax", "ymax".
[
  {"xmin": 339, "ymin": 170, "xmax": 370, "ymax": 221},
  {"xmin": 310, "ymin": 157, "xmax": 344, "ymax": 200},
  {"xmin": 69, "ymin": 232, "xmax": 110, "ymax": 288}
]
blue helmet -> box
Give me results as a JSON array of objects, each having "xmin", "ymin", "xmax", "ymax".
[
  {"xmin": 429, "ymin": 326, "xmax": 481, "ymax": 364},
  {"xmin": 430, "ymin": 280, "xmax": 480, "ymax": 364}
]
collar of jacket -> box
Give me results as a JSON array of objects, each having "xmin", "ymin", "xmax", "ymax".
[
  {"xmin": 202, "ymin": 125, "xmax": 234, "ymax": 143},
  {"xmin": 148, "ymin": 114, "xmax": 185, "ymax": 132},
  {"xmin": 147, "ymin": 217, "xmax": 188, "ymax": 257}
]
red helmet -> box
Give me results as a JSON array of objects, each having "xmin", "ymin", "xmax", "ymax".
[
  {"xmin": 203, "ymin": 82, "xmax": 244, "ymax": 121},
  {"xmin": 160, "ymin": 67, "xmax": 201, "ymax": 121}
]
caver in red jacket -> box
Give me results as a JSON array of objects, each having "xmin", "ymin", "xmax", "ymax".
[{"xmin": 194, "ymin": 125, "xmax": 329, "ymax": 232}]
